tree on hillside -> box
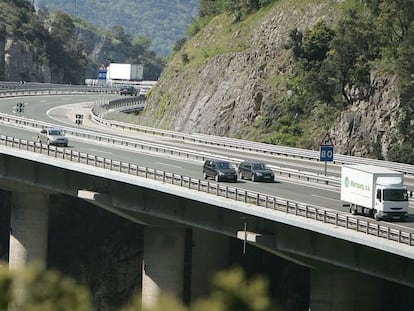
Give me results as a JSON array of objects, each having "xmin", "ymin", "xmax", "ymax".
[{"xmin": 46, "ymin": 10, "xmax": 87, "ymax": 84}]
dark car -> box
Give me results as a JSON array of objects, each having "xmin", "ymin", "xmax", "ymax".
[
  {"xmin": 120, "ymin": 85, "xmax": 137, "ymax": 96},
  {"xmin": 203, "ymin": 160, "xmax": 237, "ymax": 182},
  {"xmin": 238, "ymin": 160, "xmax": 274, "ymax": 182}
]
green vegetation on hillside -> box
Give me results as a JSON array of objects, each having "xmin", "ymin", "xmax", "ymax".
[
  {"xmin": 180, "ymin": 0, "xmax": 414, "ymax": 162},
  {"xmin": 0, "ymin": 1, "xmax": 164, "ymax": 82},
  {"xmin": 282, "ymin": 0, "xmax": 414, "ymax": 161},
  {"xmin": 36, "ymin": 0, "xmax": 199, "ymax": 57}
]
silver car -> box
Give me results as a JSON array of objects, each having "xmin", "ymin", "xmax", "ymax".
[{"xmin": 37, "ymin": 128, "xmax": 68, "ymax": 147}]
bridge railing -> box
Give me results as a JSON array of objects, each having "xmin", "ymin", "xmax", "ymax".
[
  {"xmin": 1, "ymin": 134, "xmax": 413, "ymax": 248},
  {"xmin": 1, "ymin": 84, "xmax": 413, "ymax": 176},
  {"xmin": 0, "ymin": 112, "xmax": 338, "ymax": 187},
  {"xmin": 91, "ymin": 100, "xmax": 414, "ymax": 176}
]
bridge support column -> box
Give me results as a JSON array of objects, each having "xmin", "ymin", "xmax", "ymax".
[
  {"xmin": 309, "ymin": 269, "xmax": 382, "ymax": 311},
  {"xmin": 191, "ymin": 228, "xmax": 229, "ymax": 301},
  {"xmin": 142, "ymin": 226, "xmax": 185, "ymax": 309},
  {"xmin": 9, "ymin": 191, "xmax": 49, "ymax": 269}
]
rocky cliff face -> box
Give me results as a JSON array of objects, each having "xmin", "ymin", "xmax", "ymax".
[
  {"xmin": 333, "ymin": 70, "xmax": 401, "ymax": 158},
  {"xmin": 1, "ymin": 37, "xmax": 52, "ymax": 82},
  {"xmin": 143, "ymin": 1, "xmax": 405, "ymax": 159}
]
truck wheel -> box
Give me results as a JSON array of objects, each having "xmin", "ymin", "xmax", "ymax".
[
  {"xmin": 350, "ymin": 206, "xmax": 357, "ymax": 215},
  {"xmin": 239, "ymin": 172, "xmax": 243, "ymax": 180},
  {"xmin": 215, "ymin": 174, "xmax": 220, "ymax": 182},
  {"xmin": 203, "ymin": 172, "xmax": 207, "ymax": 179},
  {"xmin": 373, "ymin": 210, "xmax": 380, "ymax": 221}
]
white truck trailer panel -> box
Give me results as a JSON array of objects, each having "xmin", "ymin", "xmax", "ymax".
[
  {"xmin": 130, "ymin": 64, "xmax": 143, "ymax": 80},
  {"xmin": 340, "ymin": 164, "xmax": 404, "ymax": 209},
  {"xmin": 107, "ymin": 63, "xmax": 131, "ymax": 80},
  {"xmin": 340, "ymin": 165, "xmax": 375, "ymax": 209},
  {"xmin": 107, "ymin": 63, "xmax": 143, "ymax": 80}
]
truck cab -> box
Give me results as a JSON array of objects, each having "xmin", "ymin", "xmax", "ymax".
[{"xmin": 375, "ymin": 185, "xmax": 408, "ymax": 220}]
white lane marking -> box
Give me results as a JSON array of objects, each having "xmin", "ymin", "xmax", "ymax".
[
  {"xmin": 88, "ymin": 148, "xmax": 113, "ymax": 155},
  {"xmin": 312, "ymin": 194, "xmax": 338, "ymax": 202},
  {"xmin": 154, "ymin": 162, "xmax": 182, "ymax": 169}
]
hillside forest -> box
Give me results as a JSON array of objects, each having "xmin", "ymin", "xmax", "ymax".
[
  {"xmin": 0, "ymin": 0, "xmax": 165, "ymax": 82},
  {"xmin": 35, "ymin": 0, "xmax": 199, "ymax": 57},
  {"xmin": 168, "ymin": 0, "xmax": 414, "ymax": 163}
]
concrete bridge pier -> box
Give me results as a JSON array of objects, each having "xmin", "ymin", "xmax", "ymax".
[
  {"xmin": 141, "ymin": 226, "xmax": 186, "ymax": 309},
  {"xmin": 190, "ymin": 228, "xmax": 229, "ymax": 301},
  {"xmin": 9, "ymin": 191, "xmax": 49, "ymax": 270},
  {"xmin": 309, "ymin": 269, "xmax": 383, "ymax": 311}
]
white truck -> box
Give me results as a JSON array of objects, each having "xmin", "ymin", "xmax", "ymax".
[
  {"xmin": 106, "ymin": 63, "xmax": 143, "ymax": 81},
  {"xmin": 340, "ymin": 164, "xmax": 408, "ymax": 220}
]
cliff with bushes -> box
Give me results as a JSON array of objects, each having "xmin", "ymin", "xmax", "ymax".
[{"xmin": 140, "ymin": 0, "xmax": 414, "ymax": 163}]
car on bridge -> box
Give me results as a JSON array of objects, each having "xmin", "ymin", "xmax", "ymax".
[
  {"xmin": 37, "ymin": 127, "xmax": 68, "ymax": 147},
  {"xmin": 238, "ymin": 160, "xmax": 274, "ymax": 182},
  {"xmin": 203, "ymin": 160, "xmax": 237, "ymax": 182},
  {"xmin": 119, "ymin": 85, "xmax": 138, "ymax": 96}
]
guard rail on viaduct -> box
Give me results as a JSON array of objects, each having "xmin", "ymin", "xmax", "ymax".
[{"xmin": 1, "ymin": 82, "xmax": 414, "ymax": 310}]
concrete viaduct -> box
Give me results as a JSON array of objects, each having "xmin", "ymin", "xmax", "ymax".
[{"xmin": 1, "ymin": 145, "xmax": 414, "ymax": 310}]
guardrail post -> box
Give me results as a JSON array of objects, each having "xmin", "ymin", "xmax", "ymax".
[
  {"xmin": 163, "ymin": 172, "xmax": 166, "ymax": 183},
  {"xmin": 225, "ymin": 186, "xmax": 229, "ymax": 198},
  {"xmin": 346, "ymin": 217, "xmax": 349, "ymax": 229},
  {"xmin": 323, "ymin": 210, "xmax": 327, "ymax": 223},
  {"xmin": 145, "ymin": 167, "xmax": 148, "ymax": 178},
  {"xmin": 216, "ymin": 184, "xmax": 219, "ymax": 196},
  {"xmin": 256, "ymin": 193, "xmax": 259, "ymax": 206},
  {"xmin": 188, "ymin": 177, "xmax": 192, "ymax": 189}
]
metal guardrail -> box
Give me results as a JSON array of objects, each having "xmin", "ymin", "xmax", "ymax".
[
  {"xmin": 90, "ymin": 101, "xmax": 414, "ymax": 177},
  {"xmin": 0, "ymin": 88, "xmax": 118, "ymax": 97},
  {"xmin": 1, "ymin": 134, "xmax": 413, "ymax": 248},
  {"xmin": 0, "ymin": 112, "xmax": 338, "ymax": 187},
  {"xmin": 1, "ymin": 83, "xmax": 413, "ymax": 176}
]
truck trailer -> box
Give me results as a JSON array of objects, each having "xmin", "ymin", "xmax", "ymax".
[
  {"xmin": 340, "ymin": 164, "xmax": 408, "ymax": 220},
  {"xmin": 106, "ymin": 63, "xmax": 143, "ymax": 81}
]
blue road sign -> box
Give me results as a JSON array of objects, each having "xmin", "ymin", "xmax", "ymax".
[
  {"xmin": 320, "ymin": 145, "xmax": 334, "ymax": 161},
  {"xmin": 98, "ymin": 70, "xmax": 107, "ymax": 80}
]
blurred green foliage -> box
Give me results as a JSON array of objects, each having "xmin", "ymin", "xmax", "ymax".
[
  {"xmin": 0, "ymin": 265, "xmax": 92, "ymax": 311},
  {"xmin": 0, "ymin": 265, "xmax": 278, "ymax": 311}
]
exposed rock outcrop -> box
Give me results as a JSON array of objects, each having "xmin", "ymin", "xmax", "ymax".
[
  {"xmin": 333, "ymin": 71, "xmax": 402, "ymax": 158},
  {"xmin": 143, "ymin": 1, "xmax": 408, "ymax": 159},
  {"xmin": 2, "ymin": 37, "xmax": 51, "ymax": 82}
]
